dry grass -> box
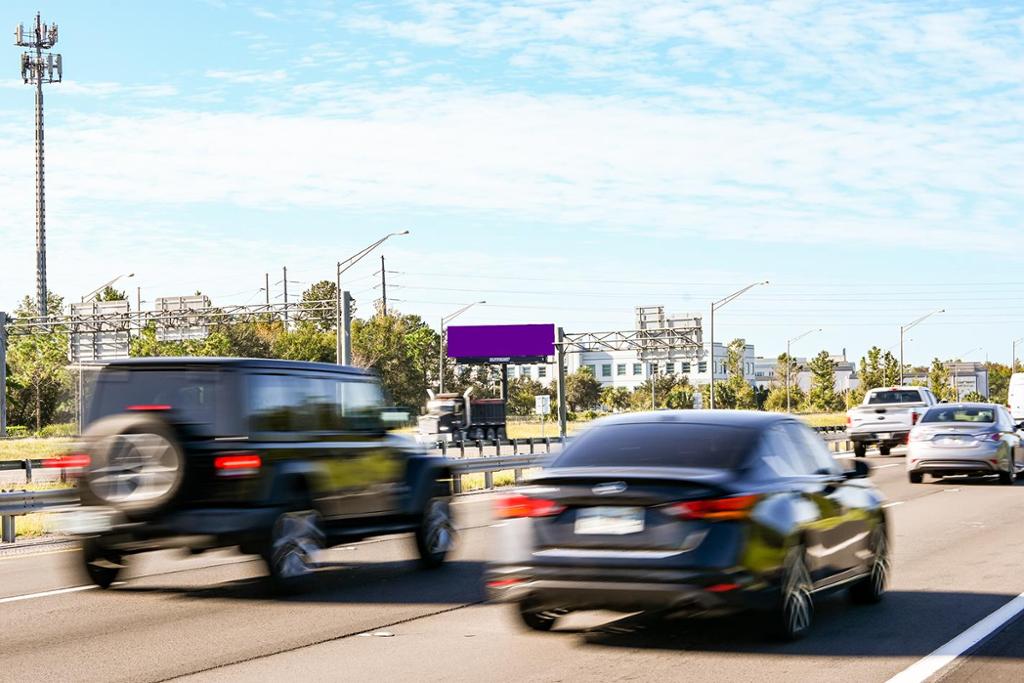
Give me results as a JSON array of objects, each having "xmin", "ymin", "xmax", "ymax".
[
  {"xmin": 797, "ymin": 412, "xmax": 847, "ymax": 427},
  {"xmin": 0, "ymin": 437, "xmax": 74, "ymax": 462},
  {"xmin": 457, "ymin": 468, "xmax": 541, "ymax": 493}
]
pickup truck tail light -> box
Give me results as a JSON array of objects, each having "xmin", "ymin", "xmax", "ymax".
[
  {"xmin": 911, "ymin": 412, "xmax": 920, "ymax": 425},
  {"xmin": 214, "ymin": 452, "xmax": 262, "ymax": 476},
  {"xmin": 845, "ymin": 415, "xmax": 851, "ymax": 425}
]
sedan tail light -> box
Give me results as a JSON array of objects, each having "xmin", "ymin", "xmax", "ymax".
[
  {"xmin": 495, "ymin": 493, "xmax": 566, "ymax": 519},
  {"xmin": 666, "ymin": 494, "xmax": 759, "ymax": 521},
  {"xmin": 974, "ymin": 433, "xmax": 1002, "ymax": 443}
]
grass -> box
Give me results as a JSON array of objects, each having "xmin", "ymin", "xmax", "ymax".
[
  {"xmin": 457, "ymin": 468, "xmax": 541, "ymax": 493},
  {"xmin": 0, "ymin": 481, "xmax": 76, "ymax": 540},
  {"xmin": 796, "ymin": 412, "xmax": 847, "ymax": 427},
  {"xmin": 0, "ymin": 437, "xmax": 74, "ymax": 462}
]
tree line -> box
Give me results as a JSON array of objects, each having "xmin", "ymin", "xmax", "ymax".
[{"xmin": 2, "ymin": 285, "xmax": 1011, "ymax": 432}]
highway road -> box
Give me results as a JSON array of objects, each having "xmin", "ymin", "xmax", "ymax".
[{"xmin": 2, "ymin": 451, "xmax": 1023, "ymax": 682}]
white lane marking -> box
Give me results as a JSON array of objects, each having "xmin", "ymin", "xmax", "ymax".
[
  {"xmin": 882, "ymin": 501, "xmax": 905, "ymax": 508},
  {"xmin": 875, "ymin": 464, "xmax": 901, "ymax": 469},
  {"xmin": 0, "ymin": 584, "xmax": 96, "ymax": 605},
  {"xmin": 886, "ymin": 592, "xmax": 1024, "ymax": 683}
]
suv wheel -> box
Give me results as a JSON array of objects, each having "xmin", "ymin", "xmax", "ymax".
[
  {"xmin": 767, "ymin": 547, "xmax": 814, "ymax": 641},
  {"xmin": 908, "ymin": 472, "xmax": 923, "ymax": 484},
  {"xmin": 853, "ymin": 443, "xmax": 867, "ymax": 458},
  {"xmin": 850, "ymin": 526, "xmax": 889, "ymax": 604},
  {"xmin": 516, "ymin": 601, "xmax": 565, "ymax": 632},
  {"xmin": 265, "ymin": 510, "xmax": 324, "ymax": 591},
  {"xmin": 879, "ymin": 445, "xmax": 892, "ymax": 456},
  {"xmin": 81, "ymin": 537, "xmax": 124, "ymax": 589},
  {"xmin": 415, "ymin": 498, "xmax": 455, "ymax": 568}
]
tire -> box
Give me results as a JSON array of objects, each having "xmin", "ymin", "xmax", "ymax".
[
  {"xmin": 908, "ymin": 472, "xmax": 923, "ymax": 484},
  {"xmin": 264, "ymin": 510, "xmax": 324, "ymax": 593},
  {"xmin": 853, "ymin": 443, "xmax": 867, "ymax": 458},
  {"xmin": 497, "ymin": 427, "xmax": 507, "ymax": 441},
  {"xmin": 81, "ymin": 537, "xmax": 124, "ymax": 589},
  {"xmin": 999, "ymin": 456, "xmax": 1016, "ymax": 486},
  {"xmin": 850, "ymin": 526, "xmax": 889, "ymax": 605},
  {"xmin": 80, "ymin": 414, "xmax": 185, "ymax": 519},
  {"xmin": 486, "ymin": 428, "xmax": 497, "ymax": 441},
  {"xmin": 415, "ymin": 498, "xmax": 456, "ymax": 568},
  {"xmin": 879, "ymin": 445, "xmax": 892, "ymax": 456},
  {"xmin": 766, "ymin": 547, "xmax": 814, "ymax": 641},
  {"xmin": 515, "ymin": 601, "xmax": 563, "ymax": 632}
]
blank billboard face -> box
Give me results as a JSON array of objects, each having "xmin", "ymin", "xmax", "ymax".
[{"xmin": 446, "ymin": 324, "xmax": 555, "ymax": 363}]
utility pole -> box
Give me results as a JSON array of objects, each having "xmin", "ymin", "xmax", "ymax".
[
  {"xmin": 282, "ymin": 266, "xmax": 289, "ymax": 328},
  {"xmin": 380, "ymin": 254, "xmax": 387, "ymax": 315},
  {"xmin": 556, "ymin": 327, "xmax": 567, "ymax": 439},
  {"xmin": 16, "ymin": 14, "xmax": 62, "ymax": 318},
  {"xmin": 264, "ymin": 273, "xmax": 270, "ymax": 306},
  {"xmin": 0, "ymin": 311, "xmax": 7, "ymax": 437}
]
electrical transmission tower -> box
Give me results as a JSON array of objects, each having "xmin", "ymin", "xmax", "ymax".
[{"xmin": 15, "ymin": 13, "xmax": 62, "ymax": 318}]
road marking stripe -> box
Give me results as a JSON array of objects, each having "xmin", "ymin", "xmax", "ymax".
[
  {"xmin": 882, "ymin": 501, "xmax": 904, "ymax": 508},
  {"xmin": 875, "ymin": 464, "xmax": 901, "ymax": 469},
  {"xmin": 886, "ymin": 592, "xmax": 1024, "ymax": 683},
  {"xmin": 0, "ymin": 584, "xmax": 96, "ymax": 604},
  {"xmin": 0, "ymin": 547, "xmax": 79, "ymax": 563}
]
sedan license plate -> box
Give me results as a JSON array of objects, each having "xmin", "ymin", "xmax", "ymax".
[
  {"xmin": 575, "ymin": 507, "xmax": 644, "ymax": 535},
  {"xmin": 877, "ymin": 432, "xmax": 891, "ymax": 440}
]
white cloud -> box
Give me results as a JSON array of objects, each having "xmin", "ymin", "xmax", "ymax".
[{"xmin": 204, "ymin": 69, "xmax": 289, "ymax": 84}]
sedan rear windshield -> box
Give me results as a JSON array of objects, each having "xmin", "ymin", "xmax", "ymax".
[
  {"xmin": 867, "ymin": 391, "xmax": 925, "ymax": 404},
  {"xmin": 553, "ymin": 423, "xmax": 757, "ymax": 470},
  {"xmin": 922, "ymin": 407, "xmax": 995, "ymax": 423}
]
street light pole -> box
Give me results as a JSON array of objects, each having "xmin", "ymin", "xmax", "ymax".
[
  {"xmin": 785, "ymin": 328, "xmax": 821, "ymax": 413},
  {"xmin": 1013, "ymin": 337, "xmax": 1023, "ymax": 373},
  {"xmin": 439, "ymin": 301, "xmax": 485, "ymax": 393},
  {"xmin": 899, "ymin": 309, "xmax": 944, "ymax": 385},
  {"xmin": 709, "ymin": 281, "xmax": 769, "ymax": 409},
  {"xmin": 335, "ymin": 231, "xmax": 409, "ymax": 365}
]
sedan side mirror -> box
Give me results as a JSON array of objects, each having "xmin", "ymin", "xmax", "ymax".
[{"xmin": 845, "ymin": 459, "xmax": 871, "ymax": 479}]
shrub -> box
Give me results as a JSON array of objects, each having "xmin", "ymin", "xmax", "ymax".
[
  {"xmin": 38, "ymin": 422, "xmax": 77, "ymax": 438},
  {"xmin": 5, "ymin": 426, "xmax": 29, "ymax": 439}
]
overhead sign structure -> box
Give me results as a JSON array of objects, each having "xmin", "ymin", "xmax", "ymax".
[
  {"xmin": 69, "ymin": 300, "xmax": 130, "ymax": 364},
  {"xmin": 535, "ymin": 394, "xmax": 551, "ymax": 415},
  {"xmin": 447, "ymin": 323, "xmax": 555, "ymax": 364},
  {"xmin": 155, "ymin": 295, "xmax": 211, "ymax": 342}
]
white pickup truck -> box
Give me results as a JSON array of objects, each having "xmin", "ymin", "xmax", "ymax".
[{"xmin": 848, "ymin": 386, "xmax": 939, "ymax": 457}]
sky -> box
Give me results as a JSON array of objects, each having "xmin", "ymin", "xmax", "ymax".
[{"xmin": 1, "ymin": 0, "xmax": 1023, "ymax": 366}]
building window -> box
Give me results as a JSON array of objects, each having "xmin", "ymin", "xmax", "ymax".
[
  {"xmin": 665, "ymin": 362, "xmax": 674, "ymax": 374},
  {"xmin": 698, "ymin": 361, "xmax": 707, "ymax": 373},
  {"xmin": 538, "ymin": 367, "xmax": 547, "ymax": 378},
  {"xmin": 616, "ymin": 363, "xmax": 626, "ymax": 376},
  {"xmin": 521, "ymin": 367, "xmax": 531, "ymax": 378},
  {"xmin": 681, "ymin": 362, "xmax": 691, "ymax": 373},
  {"xmin": 586, "ymin": 365, "xmax": 596, "ymax": 376},
  {"xmin": 633, "ymin": 363, "xmax": 642, "ymax": 375},
  {"xmin": 602, "ymin": 364, "xmax": 612, "ymax": 378}
]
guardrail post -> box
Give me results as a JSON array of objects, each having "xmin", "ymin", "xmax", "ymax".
[
  {"xmin": 544, "ymin": 437, "xmax": 550, "ymax": 453},
  {"xmin": 514, "ymin": 468, "xmax": 524, "ymax": 485},
  {"xmin": 1, "ymin": 515, "xmax": 14, "ymax": 543},
  {"xmin": 440, "ymin": 441, "xmax": 447, "ymax": 457},
  {"xmin": 459, "ymin": 440, "xmax": 465, "ymax": 458},
  {"xmin": 495, "ymin": 439, "xmax": 501, "ymax": 456},
  {"xmin": 451, "ymin": 472, "xmax": 462, "ymax": 495},
  {"xmin": 529, "ymin": 438, "xmax": 535, "ymax": 455},
  {"xmin": 24, "ymin": 459, "xmax": 32, "ymax": 483},
  {"xmin": 477, "ymin": 439, "xmax": 483, "ymax": 457},
  {"xmin": 512, "ymin": 438, "xmax": 518, "ymax": 454},
  {"xmin": 484, "ymin": 469, "xmax": 493, "ymax": 490}
]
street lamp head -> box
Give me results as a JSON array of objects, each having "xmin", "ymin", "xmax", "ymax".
[{"xmin": 395, "ymin": 230, "xmax": 410, "ymax": 236}]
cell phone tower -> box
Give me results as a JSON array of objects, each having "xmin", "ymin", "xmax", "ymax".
[{"xmin": 15, "ymin": 13, "xmax": 62, "ymax": 319}]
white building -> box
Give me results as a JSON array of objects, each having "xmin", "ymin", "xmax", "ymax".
[{"xmin": 752, "ymin": 353, "xmax": 859, "ymax": 395}]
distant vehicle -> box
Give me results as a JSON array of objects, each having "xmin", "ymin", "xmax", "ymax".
[
  {"xmin": 847, "ymin": 387, "xmax": 938, "ymax": 457},
  {"xmin": 1008, "ymin": 373, "xmax": 1024, "ymax": 422},
  {"xmin": 418, "ymin": 389, "xmax": 507, "ymax": 442},
  {"xmin": 61, "ymin": 358, "xmax": 456, "ymax": 591},
  {"xmin": 907, "ymin": 403, "xmax": 1024, "ymax": 485},
  {"xmin": 486, "ymin": 411, "xmax": 888, "ymax": 641}
]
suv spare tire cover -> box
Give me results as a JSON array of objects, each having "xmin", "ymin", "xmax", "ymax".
[{"xmin": 80, "ymin": 413, "xmax": 186, "ymax": 518}]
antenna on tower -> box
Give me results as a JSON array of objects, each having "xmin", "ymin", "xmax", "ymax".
[{"xmin": 15, "ymin": 12, "xmax": 62, "ymax": 318}]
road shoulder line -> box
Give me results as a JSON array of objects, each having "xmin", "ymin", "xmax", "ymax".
[{"xmin": 886, "ymin": 592, "xmax": 1024, "ymax": 683}]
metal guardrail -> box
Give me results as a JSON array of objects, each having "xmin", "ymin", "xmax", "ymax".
[
  {"xmin": 448, "ymin": 453, "xmax": 550, "ymax": 494},
  {"xmin": 0, "ymin": 488, "xmax": 79, "ymax": 543},
  {"xmin": 431, "ymin": 436, "xmax": 565, "ymax": 458}
]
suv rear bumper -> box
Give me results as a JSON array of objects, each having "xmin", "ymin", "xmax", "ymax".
[
  {"xmin": 850, "ymin": 431, "xmax": 909, "ymax": 446},
  {"xmin": 62, "ymin": 505, "xmax": 281, "ymax": 553}
]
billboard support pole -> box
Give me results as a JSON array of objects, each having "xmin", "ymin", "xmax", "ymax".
[
  {"xmin": 500, "ymin": 363, "xmax": 509, "ymax": 401},
  {"xmin": 556, "ymin": 327, "xmax": 567, "ymax": 440}
]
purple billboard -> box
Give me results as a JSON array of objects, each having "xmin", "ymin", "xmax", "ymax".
[{"xmin": 446, "ymin": 324, "xmax": 555, "ymax": 363}]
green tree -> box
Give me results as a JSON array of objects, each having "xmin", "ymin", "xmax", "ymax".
[
  {"xmin": 987, "ymin": 362, "xmax": 1012, "ymax": 404},
  {"xmin": 272, "ymin": 322, "xmax": 336, "ymax": 363},
  {"xmin": 565, "ymin": 367, "xmax": 601, "ymax": 411},
  {"xmin": 351, "ymin": 312, "xmax": 439, "ymax": 410},
  {"xmin": 718, "ymin": 338, "xmax": 756, "ymax": 409},
  {"xmin": 600, "ymin": 386, "xmax": 631, "ymax": 412},
  {"xmin": 95, "ymin": 286, "xmax": 127, "ymax": 302},
  {"xmin": 297, "ymin": 280, "xmax": 338, "ymax": 332},
  {"xmin": 961, "ymin": 391, "xmax": 986, "ymax": 402},
  {"xmin": 765, "ymin": 352, "xmax": 805, "ymax": 412},
  {"xmin": 664, "ymin": 381, "xmax": 696, "ymax": 409},
  {"xmin": 806, "ymin": 350, "xmax": 841, "ymax": 411},
  {"xmin": 928, "ymin": 358, "xmax": 957, "ymax": 402},
  {"xmin": 5, "ymin": 294, "xmax": 73, "ymax": 431},
  {"xmin": 629, "ymin": 373, "xmax": 680, "ymax": 410},
  {"xmin": 507, "ymin": 376, "xmax": 545, "ymax": 416}
]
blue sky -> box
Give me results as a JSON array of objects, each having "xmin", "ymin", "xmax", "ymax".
[{"xmin": 2, "ymin": 0, "xmax": 1024, "ymax": 366}]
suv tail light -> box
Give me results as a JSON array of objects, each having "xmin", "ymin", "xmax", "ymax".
[
  {"xmin": 911, "ymin": 412, "xmax": 920, "ymax": 425},
  {"xmin": 666, "ymin": 494, "xmax": 759, "ymax": 521},
  {"xmin": 214, "ymin": 452, "xmax": 262, "ymax": 476},
  {"xmin": 42, "ymin": 453, "xmax": 91, "ymax": 469},
  {"xmin": 846, "ymin": 415, "xmax": 851, "ymax": 425},
  {"xmin": 495, "ymin": 493, "xmax": 566, "ymax": 519}
]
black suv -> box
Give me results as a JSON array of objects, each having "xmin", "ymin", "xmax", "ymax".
[{"xmin": 68, "ymin": 358, "xmax": 455, "ymax": 590}]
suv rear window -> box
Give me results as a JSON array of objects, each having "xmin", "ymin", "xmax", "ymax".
[
  {"xmin": 553, "ymin": 423, "xmax": 757, "ymax": 470},
  {"xmin": 922, "ymin": 407, "xmax": 995, "ymax": 423},
  {"xmin": 88, "ymin": 368, "xmax": 221, "ymax": 431},
  {"xmin": 868, "ymin": 390, "xmax": 924, "ymax": 404}
]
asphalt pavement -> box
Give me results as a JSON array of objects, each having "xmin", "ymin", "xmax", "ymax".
[{"xmin": 2, "ymin": 450, "xmax": 1023, "ymax": 682}]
